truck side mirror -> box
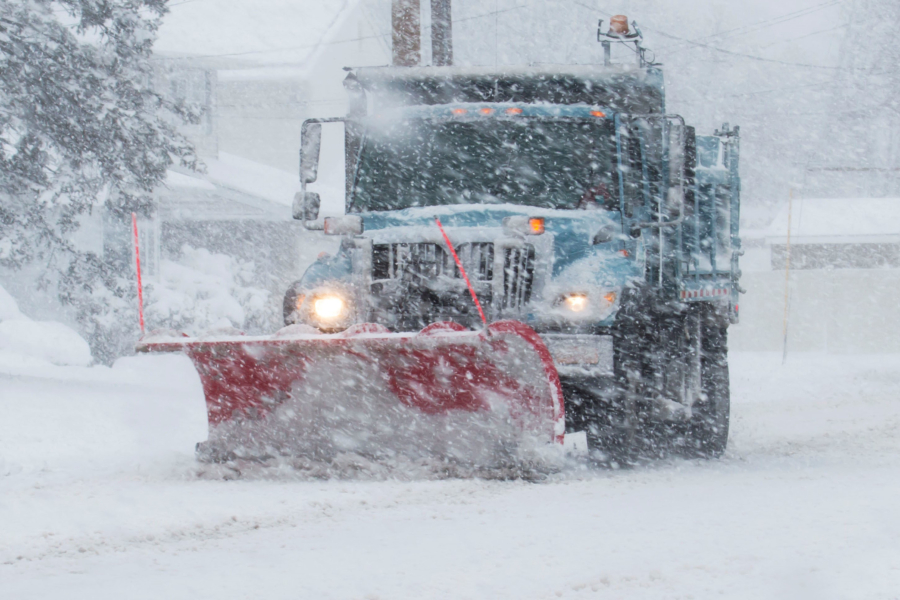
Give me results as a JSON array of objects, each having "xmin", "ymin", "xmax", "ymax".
[
  {"xmin": 300, "ymin": 123, "xmax": 322, "ymax": 184},
  {"xmin": 667, "ymin": 122, "xmax": 685, "ymax": 216},
  {"xmin": 683, "ymin": 126, "xmax": 697, "ymax": 215},
  {"xmin": 293, "ymin": 191, "xmax": 320, "ymax": 221}
]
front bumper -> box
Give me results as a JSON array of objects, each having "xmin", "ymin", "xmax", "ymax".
[{"xmin": 541, "ymin": 333, "xmax": 614, "ymax": 379}]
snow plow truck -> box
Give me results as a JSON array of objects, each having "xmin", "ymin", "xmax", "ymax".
[{"xmin": 139, "ymin": 20, "xmax": 742, "ymax": 464}]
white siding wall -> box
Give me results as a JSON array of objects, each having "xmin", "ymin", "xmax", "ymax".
[{"xmin": 731, "ymin": 269, "xmax": 900, "ymax": 354}]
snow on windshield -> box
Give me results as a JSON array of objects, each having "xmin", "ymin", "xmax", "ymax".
[{"xmin": 350, "ymin": 117, "xmax": 619, "ymax": 211}]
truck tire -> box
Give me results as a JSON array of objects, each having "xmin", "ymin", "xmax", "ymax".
[
  {"xmin": 684, "ymin": 313, "xmax": 730, "ymax": 458},
  {"xmin": 283, "ymin": 281, "xmax": 303, "ymax": 325},
  {"xmin": 591, "ymin": 289, "xmax": 653, "ymax": 462}
]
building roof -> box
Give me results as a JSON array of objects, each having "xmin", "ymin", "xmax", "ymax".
[
  {"xmin": 760, "ymin": 197, "xmax": 900, "ymax": 244},
  {"xmin": 160, "ymin": 153, "xmax": 302, "ymax": 221}
]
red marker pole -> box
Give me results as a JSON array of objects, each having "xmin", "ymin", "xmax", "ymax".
[
  {"xmin": 435, "ymin": 217, "xmax": 487, "ymax": 328},
  {"xmin": 132, "ymin": 213, "xmax": 145, "ymax": 335}
]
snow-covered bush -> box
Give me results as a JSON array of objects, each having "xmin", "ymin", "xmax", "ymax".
[
  {"xmin": 145, "ymin": 246, "xmax": 273, "ymax": 336},
  {"xmin": 0, "ymin": 282, "xmax": 92, "ymax": 367}
]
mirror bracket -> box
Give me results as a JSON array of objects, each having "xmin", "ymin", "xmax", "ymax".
[
  {"xmin": 293, "ymin": 191, "xmax": 321, "ymax": 223},
  {"xmin": 300, "ymin": 122, "xmax": 322, "ymax": 185}
]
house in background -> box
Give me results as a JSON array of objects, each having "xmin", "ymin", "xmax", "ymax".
[
  {"xmin": 154, "ymin": 0, "xmax": 392, "ymax": 172},
  {"xmin": 731, "ymin": 197, "xmax": 900, "ymax": 353}
]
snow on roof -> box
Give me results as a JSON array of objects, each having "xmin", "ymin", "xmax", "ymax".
[
  {"xmin": 155, "ymin": 0, "xmax": 362, "ymax": 71},
  {"xmin": 162, "ymin": 152, "xmax": 300, "ymax": 214},
  {"xmin": 165, "ymin": 170, "xmax": 216, "ymax": 191},
  {"xmin": 762, "ymin": 198, "xmax": 900, "ymax": 243},
  {"xmin": 202, "ymin": 152, "xmax": 300, "ymax": 207},
  {"xmin": 354, "ymin": 63, "xmax": 643, "ymax": 81}
]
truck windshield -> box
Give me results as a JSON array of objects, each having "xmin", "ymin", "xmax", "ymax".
[{"xmin": 350, "ymin": 117, "xmax": 619, "ymax": 212}]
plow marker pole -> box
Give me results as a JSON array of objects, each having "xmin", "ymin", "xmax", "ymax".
[
  {"xmin": 435, "ymin": 217, "xmax": 487, "ymax": 327},
  {"xmin": 132, "ymin": 212, "xmax": 145, "ymax": 335}
]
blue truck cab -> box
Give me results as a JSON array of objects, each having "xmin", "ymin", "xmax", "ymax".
[{"xmin": 285, "ymin": 31, "xmax": 741, "ymax": 458}]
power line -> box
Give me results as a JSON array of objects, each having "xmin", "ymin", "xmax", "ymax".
[
  {"xmin": 565, "ymin": 0, "xmax": 841, "ymax": 70},
  {"xmin": 652, "ymin": 29, "xmax": 841, "ymax": 69},
  {"xmin": 723, "ymin": 80, "xmax": 832, "ymax": 98},
  {"xmin": 755, "ymin": 24, "xmax": 848, "ymax": 50},
  {"xmin": 661, "ymin": 0, "xmax": 843, "ymax": 53},
  {"xmin": 168, "ymin": 0, "xmax": 205, "ymax": 7}
]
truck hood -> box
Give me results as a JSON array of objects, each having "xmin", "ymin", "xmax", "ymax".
[{"xmin": 359, "ymin": 204, "xmax": 626, "ymax": 275}]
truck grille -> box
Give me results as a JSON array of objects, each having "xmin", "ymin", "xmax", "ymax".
[
  {"xmin": 372, "ymin": 243, "xmax": 493, "ymax": 282},
  {"xmin": 501, "ymin": 246, "xmax": 536, "ymax": 310},
  {"xmin": 371, "ymin": 242, "xmax": 535, "ymax": 313}
]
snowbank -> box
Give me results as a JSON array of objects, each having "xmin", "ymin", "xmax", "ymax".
[
  {"xmin": 0, "ymin": 282, "xmax": 92, "ymax": 367},
  {"xmin": 146, "ymin": 246, "xmax": 272, "ymax": 335},
  {"xmin": 0, "ymin": 283, "xmax": 23, "ymax": 321}
]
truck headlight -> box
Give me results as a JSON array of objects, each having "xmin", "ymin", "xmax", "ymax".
[
  {"xmin": 312, "ymin": 295, "xmax": 346, "ymax": 320},
  {"xmin": 563, "ymin": 293, "xmax": 588, "ymax": 312},
  {"xmin": 556, "ymin": 290, "xmax": 618, "ymax": 315}
]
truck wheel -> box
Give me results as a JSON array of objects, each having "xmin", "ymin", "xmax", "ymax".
[
  {"xmin": 597, "ymin": 292, "xmax": 653, "ymax": 463},
  {"xmin": 684, "ymin": 315, "xmax": 730, "ymax": 458},
  {"xmin": 283, "ymin": 281, "xmax": 303, "ymax": 325}
]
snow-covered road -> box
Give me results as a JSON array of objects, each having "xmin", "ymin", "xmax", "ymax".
[{"xmin": 2, "ymin": 352, "xmax": 900, "ymax": 599}]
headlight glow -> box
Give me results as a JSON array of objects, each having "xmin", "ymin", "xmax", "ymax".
[
  {"xmin": 313, "ymin": 295, "xmax": 345, "ymax": 319},
  {"xmin": 563, "ymin": 293, "xmax": 588, "ymax": 312}
]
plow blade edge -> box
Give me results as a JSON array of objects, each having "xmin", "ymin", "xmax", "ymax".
[{"xmin": 138, "ymin": 321, "xmax": 564, "ymax": 462}]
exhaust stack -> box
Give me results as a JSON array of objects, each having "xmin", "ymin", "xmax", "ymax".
[
  {"xmin": 392, "ymin": 0, "xmax": 421, "ymax": 66},
  {"xmin": 431, "ymin": 0, "xmax": 452, "ymax": 66}
]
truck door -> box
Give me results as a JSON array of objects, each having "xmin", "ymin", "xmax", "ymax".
[{"xmin": 618, "ymin": 115, "xmax": 693, "ymax": 296}]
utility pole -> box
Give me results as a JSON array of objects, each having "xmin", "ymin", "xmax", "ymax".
[
  {"xmin": 392, "ymin": 0, "xmax": 421, "ymax": 67},
  {"xmin": 431, "ymin": 0, "xmax": 453, "ymax": 66}
]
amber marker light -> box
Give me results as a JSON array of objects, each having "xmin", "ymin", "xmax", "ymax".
[
  {"xmin": 591, "ymin": 110, "xmax": 606, "ymax": 118},
  {"xmin": 529, "ymin": 218, "xmax": 545, "ymax": 234},
  {"xmin": 479, "ymin": 107, "xmax": 493, "ymax": 115},
  {"xmin": 451, "ymin": 108, "xmax": 467, "ymax": 115},
  {"xmin": 603, "ymin": 291, "xmax": 618, "ymax": 305},
  {"xmin": 506, "ymin": 107, "xmax": 523, "ymax": 115}
]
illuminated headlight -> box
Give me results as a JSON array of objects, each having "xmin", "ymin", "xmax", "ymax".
[
  {"xmin": 556, "ymin": 291, "xmax": 618, "ymax": 314},
  {"xmin": 563, "ymin": 293, "xmax": 588, "ymax": 312},
  {"xmin": 312, "ymin": 295, "xmax": 346, "ymax": 320}
]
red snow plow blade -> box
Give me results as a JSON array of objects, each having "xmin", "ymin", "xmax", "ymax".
[{"xmin": 137, "ymin": 320, "xmax": 564, "ymax": 464}]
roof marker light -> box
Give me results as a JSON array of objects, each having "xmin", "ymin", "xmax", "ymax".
[
  {"xmin": 506, "ymin": 107, "xmax": 523, "ymax": 115},
  {"xmin": 479, "ymin": 107, "xmax": 493, "ymax": 115},
  {"xmin": 609, "ymin": 15, "xmax": 629, "ymax": 35},
  {"xmin": 591, "ymin": 110, "xmax": 606, "ymax": 118},
  {"xmin": 452, "ymin": 108, "xmax": 467, "ymax": 115}
]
